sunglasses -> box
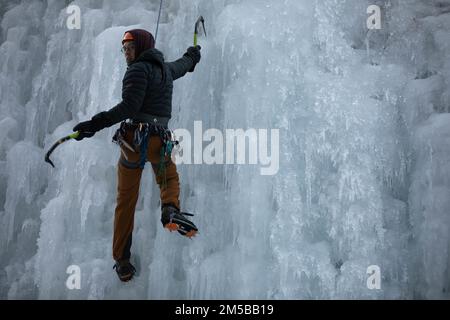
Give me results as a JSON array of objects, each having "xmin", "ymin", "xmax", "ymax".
[{"xmin": 121, "ymin": 43, "xmax": 135, "ymax": 53}]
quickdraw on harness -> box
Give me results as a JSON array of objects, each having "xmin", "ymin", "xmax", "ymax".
[
  {"xmin": 133, "ymin": 122, "xmax": 151, "ymax": 169},
  {"xmin": 157, "ymin": 128, "xmax": 178, "ymax": 189}
]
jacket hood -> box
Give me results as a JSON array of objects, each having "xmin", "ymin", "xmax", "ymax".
[
  {"xmin": 133, "ymin": 48, "xmax": 166, "ymax": 85},
  {"xmin": 135, "ymin": 48, "xmax": 165, "ymax": 64}
]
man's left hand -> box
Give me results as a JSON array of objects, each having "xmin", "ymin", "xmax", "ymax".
[{"xmin": 184, "ymin": 45, "xmax": 201, "ymax": 72}]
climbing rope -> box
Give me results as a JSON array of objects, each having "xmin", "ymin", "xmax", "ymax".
[{"xmin": 154, "ymin": 0, "xmax": 164, "ymax": 43}]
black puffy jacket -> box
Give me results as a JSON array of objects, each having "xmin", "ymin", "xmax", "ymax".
[{"xmin": 93, "ymin": 48, "xmax": 194, "ymax": 127}]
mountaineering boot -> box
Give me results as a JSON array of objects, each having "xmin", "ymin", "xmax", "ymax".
[
  {"xmin": 161, "ymin": 204, "xmax": 198, "ymax": 238},
  {"xmin": 113, "ymin": 259, "xmax": 136, "ymax": 282}
]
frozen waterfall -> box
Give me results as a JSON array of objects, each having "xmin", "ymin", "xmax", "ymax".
[{"xmin": 1, "ymin": 0, "xmax": 450, "ymax": 299}]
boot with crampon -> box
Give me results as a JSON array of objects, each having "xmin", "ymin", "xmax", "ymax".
[
  {"xmin": 113, "ymin": 259, "xmax": 136, "ymax": 282},
  {"xmin": 161, "ymin": 204, "xmax": 198, "ymax": 238}
]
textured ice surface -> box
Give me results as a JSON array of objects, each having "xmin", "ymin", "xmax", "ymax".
[{"xmin": 0, "ymin": 0, "xmax": 449, "ymax": 299}]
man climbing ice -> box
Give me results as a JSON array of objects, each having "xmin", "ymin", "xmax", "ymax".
[{"xmin": 72, "ymin": 29, "xmax": 201, "ymax": 282}]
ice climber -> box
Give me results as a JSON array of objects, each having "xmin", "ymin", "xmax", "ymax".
[{"xmin": 72, "ymin": 29, "xmax": 201, "ymax": 282}]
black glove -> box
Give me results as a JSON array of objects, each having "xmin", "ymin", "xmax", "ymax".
[
  {"xmin": 74, "ymin": 130, "xmax": 96, "ymax": 141},
  {"xmin": 73, "ymin": 114, "xmax": 108, "ymax": 141},
  {"xmin": 184, "ymin": 45, "xmax": 201, "ymax": 72}
]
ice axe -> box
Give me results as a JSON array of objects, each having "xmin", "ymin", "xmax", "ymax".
[
  {"xmin": 194, "ymin": 16, "xmax": 206, "ymax": 46},
  {"xmin": 44, "ymin": 131, "xmax": 81, "ymax": 168}
]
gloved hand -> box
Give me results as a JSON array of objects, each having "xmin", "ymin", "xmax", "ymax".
[
  {"xmin": 74, "ymin": 130, "xmax": 96, "ymax": 141},
  {"xmin": 72, "ymin": 116, "xmax": 106, "ymax": 141},
  {"xmin": 184, "ymin": 45, "xmax": 201, "ymax": 72}
]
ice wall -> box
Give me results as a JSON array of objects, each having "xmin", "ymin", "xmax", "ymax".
[{"xmin": 0, "ymin": 0, "xmax": 449, "ymax": 299}]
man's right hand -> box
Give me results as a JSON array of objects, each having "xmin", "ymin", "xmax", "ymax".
[
  {"xmin": 184, "ymin": 45, "xmax": 201, "ymax": 72},
  {"xmin": 74, "ymin": 130, "xmax": 96, "ymax": 141},
  {"xmin": 73, "ymin": 119, "xmax": 96, "ymax": 140},
  {"xmin": 72, "ymin": 116, "xmax": 105, "ymax": 141}
]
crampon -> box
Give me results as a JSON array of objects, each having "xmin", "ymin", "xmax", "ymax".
[{"xmin": 162, "ymin": 206, "xmax": 198, "ymax": 239}]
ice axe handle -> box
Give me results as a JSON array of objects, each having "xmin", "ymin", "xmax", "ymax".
[{"xmin": 194, "ymin": 16, "xmax": 206, "ymax": 46}]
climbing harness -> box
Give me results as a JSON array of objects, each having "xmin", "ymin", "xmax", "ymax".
[{"xmin": 112, "ymin": 120, "xmax": 179, "ymax": 182}]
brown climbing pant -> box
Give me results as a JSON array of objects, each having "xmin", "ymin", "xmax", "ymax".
[{"xmin": 112, "ymin": 126, "xmax": 180, "ymax": 261}]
